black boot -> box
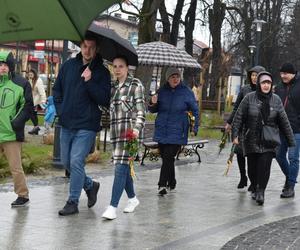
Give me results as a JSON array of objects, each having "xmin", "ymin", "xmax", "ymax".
[
  {"xmin": 248, "ymin": 184, "xmax": 254, "ymax": 192},
  {"xmin": 256, "ymin": 189, "xmax": 265, "ymax": 205},
  {"xmin": 237, "ymin": 176, "xmax": 247, "ymax": 189},
  {"xmin": 282, "ymin": 178, "xmax": 289, "ymax": 192},
  {"xmin": 251, "ymin": 185, "xmax": 257, "ymax": 200},
  {"xmin": 280, "ymin": 186, "xmax": 295, "ymax": 198}
]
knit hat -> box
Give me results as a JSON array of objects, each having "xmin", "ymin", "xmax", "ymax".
[
  {"xmin": 165, "ymin": 67, "xmax": 181, "ymax": 81},
  {"xmin": 0, "ymin": 51, "xmax": 15, "ymax": 72},
  {"xmin": 279, "ymin": 63, "xmax": 296, "ymax": 74}
]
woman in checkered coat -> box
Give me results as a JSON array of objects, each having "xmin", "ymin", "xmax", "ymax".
[{"xmin": 102, "ymin": 55, "xmax": 146, "ymax": 220}]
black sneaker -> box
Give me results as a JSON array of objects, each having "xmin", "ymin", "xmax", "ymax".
[
  {"xmin": 58, "ymin": 201, "xmax": 79, "ymax": 216},
  {"xmin": 11, "ymin": 197, "xmax": 30, "ymax": 207},
  {"xmin": 86, "ymin": 181, "xmax": 100, "ymax": 208},
  {"xmin": 158, "ymin": 187, "xmax": 167, "ymax": 196},
  {"xmin": 28, "ymin": 127, "xmax": 40, "ymax": 135}
]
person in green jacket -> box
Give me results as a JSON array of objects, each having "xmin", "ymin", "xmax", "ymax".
[{"xmin": 0, "ymin": 51, "xmax": 30, "ymax": 207}]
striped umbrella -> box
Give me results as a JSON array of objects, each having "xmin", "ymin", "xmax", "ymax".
[{"xmin": 136, "ymin": 41, "xmax": 201, "ymax": 69}]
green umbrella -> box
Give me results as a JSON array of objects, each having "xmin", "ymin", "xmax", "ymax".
[{"xmin": 0, "ymin": 0, "xmax": 120, "ymax": 43}]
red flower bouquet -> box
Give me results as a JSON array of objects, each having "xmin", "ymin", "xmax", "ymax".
[{"xmin": 121, "ymin": 129, "xmax": 139, "ymax": 179}]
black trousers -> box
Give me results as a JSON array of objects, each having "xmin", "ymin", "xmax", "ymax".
[
  {"xmin": 29, "ymin": 107, "xmax": 38, "ymax": 127},
  {"xmin": 158, "ymin": 143, "xmax": 181, "ymax": 188},
  {"xmin": 237, "ymin": 152, "xmax": 246, "ymax": 178},
  {"xmin": 247, "ymin": 152, "xmax": 274, "ymax": 190}
]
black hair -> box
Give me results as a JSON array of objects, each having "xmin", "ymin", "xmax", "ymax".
[
  {"xmin": 112, "ymin": 55, "xmax": 129, "ymax": 66},
  {"xmin": 81, "ymin": 31, "xmax": 98, "ymax": 45}
]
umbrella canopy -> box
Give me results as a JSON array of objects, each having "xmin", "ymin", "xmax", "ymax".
[
  {"xmin": 0, "ymin": 0, "xmax": 120, "ymax": 43},
  {"xmin": 137, "ymin": 41, "xmax": 201, "ymax": 69},
  {"xmin": 84, "ymin": 21, "xmax": 138, "ymax": 66}
]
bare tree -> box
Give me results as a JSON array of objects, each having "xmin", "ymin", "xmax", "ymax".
[{"xmin": 208, "ymin": 0, "xmax": 226, "ymax": 100}]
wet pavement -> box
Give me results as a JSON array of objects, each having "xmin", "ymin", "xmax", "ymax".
[{"xmin": 1, "ymin": 140, "xmax": 300, "ymax": 249}]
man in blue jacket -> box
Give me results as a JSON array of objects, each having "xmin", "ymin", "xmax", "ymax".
[{"xmin": 53, "ymin": 33, "xmax": 111, "ymax": 216}]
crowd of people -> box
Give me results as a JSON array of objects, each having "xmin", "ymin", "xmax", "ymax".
[{"xmin": 0, "ymin": 32, "xmax": 299, "ymax": 219}]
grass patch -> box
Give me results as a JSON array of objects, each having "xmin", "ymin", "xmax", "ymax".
[{"xmin": 0, "ymin": 143, "xmax": 53, "ymax": 179}]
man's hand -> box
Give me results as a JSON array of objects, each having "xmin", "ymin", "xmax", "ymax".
[
  {"xmin": 81, "ymin": 66, "xmax": 92, "ymax": 82},
  {"xmin": 225, "ymin": 123, "xmax": 232, "ymax": 132}
]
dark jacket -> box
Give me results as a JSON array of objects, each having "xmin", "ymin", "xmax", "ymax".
[
  {"xmin": 11, "ymin": 74, "xmax": 34, "ymax": 141},
  {"xmin": 52, "ymin": 53, "xmax": 111, "ymax": 132},
  {"xmin": 148, "ymin": 82, "xmax": 199, "ymax": 145},
  {"xmin": 275, "ymin": 73, "xmax": 300, "ymax": 133},
  {"xmin": 227, "ymin": 65, "xmax": 265, "ymax": 124},
  {"xmin": 232, "ymin": 92, "xmax": 295, "ymax": 155}
]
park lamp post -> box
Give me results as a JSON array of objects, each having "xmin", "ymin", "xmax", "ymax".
[
  {"xmin": 253, "ymin": 19, "xmax": 266, "ymax": 65},
  {"xmin": 248, "ymin": 45, "xmax": 256, "ymax": 67}
]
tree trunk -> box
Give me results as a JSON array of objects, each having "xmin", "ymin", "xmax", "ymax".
[
  {"xmin": 159, "ymin": 0, "xmax": 171, "ymax": 42},
  {"xmin": 208, "ymin": 0, "xmax": 226, "ymax": 100},
  {"xmin": 170, "ymin": 0, "xmax": 185, "ymax": 46},
  {"xmin": 183, "ymin": 0, "xmax": 198, "ymax": 87},
  {"xmin": 137, "ymin": 0, "xmax": 162, "ymax": 44}
]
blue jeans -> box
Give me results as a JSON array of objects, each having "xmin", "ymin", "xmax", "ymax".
[
  {"xmin": 110, "ymin": 163, "xmax": 135, "ymax": 207},
  {"xmin": 60, "ymin": 127, "xmax": 96, "ymax": 204},
  {"xmin": 276, "ymin": 133, "xmax": 300, "ymax": 187}
]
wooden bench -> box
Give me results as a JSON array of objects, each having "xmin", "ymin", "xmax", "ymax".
[
  {"xmin": 140, "ymin": 121, "xmax": 209, "ymax": 165},
  {"xmin": 141, "ymin": 139, "xmax": 209, "ymax": 165}
]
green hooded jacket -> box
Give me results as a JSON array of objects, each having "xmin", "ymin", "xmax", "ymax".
[{"xmin": 0, "ymin": 54, "xmax": 25, "ymax": 143}]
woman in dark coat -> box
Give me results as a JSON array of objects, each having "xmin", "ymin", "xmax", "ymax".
[
  {"xmin": 232, "ymin": 71, "xmax": 295, "ymax": 205},
  {"xmin": 148, "ymin": 67, "xmax": 199, "ymax": 196},
  {"xmin": 225, "ymin": 65, "xmax": 265, "ymax": 190}
]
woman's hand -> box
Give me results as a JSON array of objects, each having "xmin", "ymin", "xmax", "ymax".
[
  {"xmin": 225, "ymin": 123, "xmax": 232, "ymax": 132},
  {"xmin": 151, "ymin": 95, "xmax": 158, "ymax": 104},
  {"xmin": 233, "ymin": 137, "xmax": 239, "ymax": 145}
]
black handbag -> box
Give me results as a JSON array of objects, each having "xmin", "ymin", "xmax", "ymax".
[{"xmin": 261, "ymin": 122, "xmax": 281, "ymax": 147}]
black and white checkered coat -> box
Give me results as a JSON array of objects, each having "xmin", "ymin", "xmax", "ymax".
[{"xmin": 110, "ymin": 74, "xmax": 146, "ymax": 165}]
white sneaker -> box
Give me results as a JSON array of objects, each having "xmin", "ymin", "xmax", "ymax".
[
  {"xmin": 123, "ymin": 196, "xmax": 140, "ymax": 213},
  {"xmin": 102, "ymin": 206, "xmax": 117, "ymax": 220}
]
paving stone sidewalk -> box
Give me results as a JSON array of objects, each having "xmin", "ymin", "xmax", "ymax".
[{"xmin": 1, "ymin": 140, "xmax": 300, "ymax": 250}]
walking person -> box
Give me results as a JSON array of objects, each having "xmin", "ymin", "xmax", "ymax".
[
  {"xmin": 232, "ymin": 71, "xmax": 295, "ymax": 205},
  {"xmin": 275, "ymin": 63, "xmax": 300, "ymax": 198},
  {"xmin": 225, "ymin": 65, "xmax": 265, "ymax": 190},
  {"xmin": 53, "ymin": 33, "xmax": 111, "ymax": 216},
  {"xmin": 102, "ymin": 55, "xmax": 146, "ymax": 220},
  {"xmin": 0, "ymin": 51, "xmax": 33, "ymax": 207},
  {"xmin": 148, "ymin": 68, "xmax": 199, "ymax": 196},
  {"xmin": 27, "ymin": 68, "xmax": 47, "ymax": 135}
]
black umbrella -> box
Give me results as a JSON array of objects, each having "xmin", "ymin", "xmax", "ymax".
[{"xmin": 84, "ymin": 21, "xmax": 138, "ymax": 66}]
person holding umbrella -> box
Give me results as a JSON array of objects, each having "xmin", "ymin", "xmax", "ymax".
[
  {"xmin": 53, "ymin": 33, "xmax": 111, "ymax": 216},
  {"xmin": 148, "ymin": 68, "xmax": 199, "ymax": 196},
  {"xmin": 232, "ymin": 71, "xmax": 295, "ymax": 205},
  {"xmin": 102, "ymin": 55, "xmax": 146, "ymax": 220}
]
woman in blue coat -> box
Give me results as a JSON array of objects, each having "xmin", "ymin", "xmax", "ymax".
[{"xmin": 149, "ymin": 67, "xmax": 199, "ymax": 195}]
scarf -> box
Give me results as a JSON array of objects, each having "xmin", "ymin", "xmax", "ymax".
[{"xmin": 256, "ymin": 84, "xmax": 272, "ymax": 123}]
